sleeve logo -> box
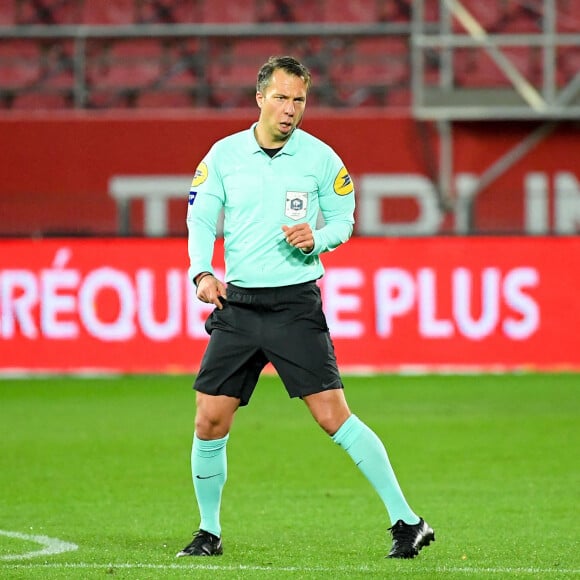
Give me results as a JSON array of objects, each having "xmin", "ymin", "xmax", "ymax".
[
  {"xmin": 333, "ymin": 166, "xmax": 354, "ymax": 196},
  {"xmin": 191, "ymin": 162, "xmax": 208, "ymax": 187}
]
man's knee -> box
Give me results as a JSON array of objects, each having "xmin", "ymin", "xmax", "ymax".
[
  {"xmin": 303, "ymin": 389, "xmax": 351, "ymax": 436},
  {"xmin": 194, "ymin": 392, "xmax": 239, "ymax": 439}
]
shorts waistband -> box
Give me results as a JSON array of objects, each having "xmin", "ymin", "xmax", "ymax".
[{"xmin": 227, "ymin": 280, "xmax": 317, "ymax": 296}]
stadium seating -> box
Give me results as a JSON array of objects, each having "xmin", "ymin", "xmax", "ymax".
[
  {"xmin": 0, "ymin": 0, "xmax": 578, "ymax": 110},
  {"xmin": 557, "ymin": 45, "xmax": 580, "ymax": 87},
  {"xmin": 0, "ymin": 39, "xmax": 40, "ymax": 88},
  {"xmin": 453, "ymin": 46, "xmax": 543, "ymax": 88},
  {"xmin": 11, "ymin": 0, "xmax": 84, "ymax": 24},
  {"xmin": 329, "ymin": 35, "xmax": 409, "ymax": 106},
  {"xmin": 0, "ymin": 0, "xmax": 16, "ymax": 24},
  {"xmin": 557, "ymin": 0, "xmax": 580, "ymax": 32},
  {"xmin": 135, "ymin": 0, "xmax": 202, "ymax": 24},
  {"xmin": 201, "ymin": 0, "xmax": 257, "ymax": 23},
  {"xmin": 83, "ymin": 0, "xmax": 135, "ymax": 25},
  {"xmin": 85, "ymin": 38, "xmax": 167, "ymax": 108},
  {"xmin": 207, "ymin": 37, "xmax": 285, "ymax": 107},
  {"xmin": 87, "ymin": 39, "xmax": 163, "ymax": 85},
  {"xmin": 449, "ymin": 0, "xmax": 542, "ymax": 33},
  {"xmin": 12, "ymin": 90, "xmax": 70, "ymax": 108},
  {"xmin": 136, "ymin": 88, "xmax": 194, "ymax": 108},
  {"xmin": 322, "ymin": 0, "xmax": 378, "ymax": 23},
  {"xmin": 256, "ymin": 0, "xmax": 321, "ymax": 23}
]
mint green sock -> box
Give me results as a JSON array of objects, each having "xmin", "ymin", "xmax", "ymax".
[
  {"xmin": 332, "ymin": 414, "xmax": 420, "ymax": 526},
  {"xmin": 191, "ymin": 433, "xmax": 229, "ymax": 537}
]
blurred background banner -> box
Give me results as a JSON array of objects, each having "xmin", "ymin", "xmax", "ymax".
[
  {"xmin": 0, "ymin": 114, "xmax": 579, "ymax": 237},
  {"xmin": 1, "ymin": 237, "xmax": 578, "ymax": 373}
]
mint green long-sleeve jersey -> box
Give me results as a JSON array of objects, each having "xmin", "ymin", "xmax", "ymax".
[{"xmin": 186, "ymin": 123, "xmax": 355, "ymax": 288}]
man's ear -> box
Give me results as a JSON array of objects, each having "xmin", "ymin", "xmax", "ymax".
[{"xmin": 256, "ymin": 91, "xmax": 263, "ymax": 108}]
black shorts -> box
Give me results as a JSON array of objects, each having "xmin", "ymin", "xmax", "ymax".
[{"xmin": 193, "ymin": 281, "xmax": 343, "ymax": 406}]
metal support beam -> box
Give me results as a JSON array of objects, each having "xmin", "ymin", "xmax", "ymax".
[{"xmin": 414, "ymin": 0, "xmax": 579, "ymax": 233}]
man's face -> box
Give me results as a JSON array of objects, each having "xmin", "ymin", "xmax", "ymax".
[{"xmin": 256, "ymin": 69, "xmax": 308, "ymax": 146}]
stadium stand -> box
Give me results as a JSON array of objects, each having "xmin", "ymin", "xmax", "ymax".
[
  {"xmin": 0, "ymin": 39, "xmax": 40, "ymax": 88},
  {"xmin": 0, "ymin": 0, "xmax": 578, "ymax": 110},
  {"xmin": 11, "ymin": 0, "xmax": 84, "ymax": 24},
  {"xmin": 453, "ymin": 46, "xmax": 543, "ymax": 88},
  {"xmin": 0, "ymin": 0, "xmax": 15, "ymax": 24},
  {"xmin": 557, "ymin": 0, "xmax": 580, "ymax": 32},
  {"xmin": 558, "ymin": 45, "xmax": 580, "ymax": 86},
  {"xmin": 83, "ymin": 0, "xmax": 135, "ymax": 25},
  {"xmin": 207, "ymin": 37, "xmax": 286, "ymax": 107},
  {"xmin": 135, "ymin": 0, "xmax": 202, "ymax": 24},
  {"xmin": 328, "ymin": 35, "xmax": 409, "ymax": 106}
]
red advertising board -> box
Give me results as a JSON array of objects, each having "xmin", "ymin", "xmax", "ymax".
[
  {"xmin": 1, "ymin": 112, "xmax": 579, "ymax": 236},
  {"xmin": 1, "ymin": 237, "xmax": 578, "ymax": 373}
]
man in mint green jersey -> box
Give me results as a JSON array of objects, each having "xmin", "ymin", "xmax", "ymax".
[{"xmin": 177, "ymin": 56, "xmax": 434, "ymax": 560}]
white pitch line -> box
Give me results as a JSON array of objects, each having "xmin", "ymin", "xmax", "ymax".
[
  {"xmin": 0, "ymin": 563, "xmax": 578, "ymax": 575},
  {"xmin": 0, "ymin": 530, "xmax": 78, "ymax": 561}
]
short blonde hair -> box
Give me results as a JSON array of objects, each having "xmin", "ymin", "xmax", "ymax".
[{"xmin": 256, "ymin": 56, "xmax": 312, "ymax": 94}]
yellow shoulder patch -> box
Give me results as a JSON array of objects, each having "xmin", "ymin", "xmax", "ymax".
[
  {"xmin": 191, "ymin": 162, "xmax": 208, "ymax": 187},
  {"xmin": 333, "ymin": 166, "xmax": 354, "ymax": 196}
]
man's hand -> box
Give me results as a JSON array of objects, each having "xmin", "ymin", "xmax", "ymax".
[
  {"xmin": 196, "ymin": 274, "xmax": 227, "ymax": 309},
  {"xmin": 282, "ymin": 223, "xmax": 314, "ymax": 253}
]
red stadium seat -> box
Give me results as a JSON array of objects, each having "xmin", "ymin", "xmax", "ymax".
[
  {"xmin": 207, "ymin": 38, "xmax": 285, "ymax": 106},
  {"xmin": 0, "ymin": 39, "xmax": 41, "ymax": 87},
  {"xmin": 256, "ymin": 0, "xmax": 321, "ymax": 23},
  {"xmin": 160, "ymin": 42, "xmax": 202, "ymax": 89},
  {"xmin": 557, "ymin": 46, "xmax": 580, "ymax": 87},
  {"xmin": 201, "ymin": 0, "xmax": 258, "ymax": 23},
  {"xmin": 556, "ymin": 0, "xmax": 580, "ymax": 32},
  {"xmin": 137, "ymin": 89, "xmax": 194, "ymax": 108},
  {"xmin": 422, "ymin": 0, "xmax": 440, "ymax": 22},
  {"xmin": 454, "ymin": 46, "xmax": 542, "ymax": 88},
  {"xmin": 376, "ymin": 0, "xmax": 412, "ymax": 23},
  {"xmin": 450, "ymin": 0, "xmax": 543, "ymax": 33},
  {"xmin": 322, "ymin": 0, "xmax": 377, "ymax": 23},
  {"xmin": 83, "ymin": 0, "xmax": 135, "ymax": 24},
  {"xmin": 86, "ymin": 39, "xmax": 164, "ymax": 89},
  {"xmin": 36, "ymin": 39, "xmax": 75, "ymax": 90},
  {"xmin": 12, "ymin": 0, "xmax": 84, "ymax": 24},
  {"xmin": 0, "ymin": 0, "xmax": 16, "ymax": 25},
  {"xmin": 135, "ymin": 0, "xmax": 203, "ymax": 23},
  {"xmin": 386, "ymin": 85, "xmax": 411, "ymax": 107},
  {"xmin": 12, "ymin": 91, "xmax": 70, "ymax": 109},
  {"xmin": 329, "ymin": 36, "xmax": 410, "ymax": 106},
  {"xmin": 500, "ymin": 2, "xmax": 543, "ymax": 33}
]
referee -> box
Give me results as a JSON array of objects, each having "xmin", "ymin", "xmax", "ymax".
[{"xmin": 177, "ymin": 56, "xmax": 434, "ymax": 560}]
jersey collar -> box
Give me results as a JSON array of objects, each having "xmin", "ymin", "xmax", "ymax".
[{"xmin": 248, "ymin": 122, "xmax": 300, "ymax": 156}]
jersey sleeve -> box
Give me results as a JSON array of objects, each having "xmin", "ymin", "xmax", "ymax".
[
  {"xmin": 186, "ymin": 145, "xmax": 225, "ymax": 282},
  {"xmin": 309, "ymin": 151, "xmax": 355, "ymax": 255}
]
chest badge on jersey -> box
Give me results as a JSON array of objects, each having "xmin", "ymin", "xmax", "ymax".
[{"xmin": 285, "ymin": 191, "xmax": 308, "ymax": 221}]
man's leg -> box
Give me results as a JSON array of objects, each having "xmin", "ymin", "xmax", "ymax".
[
  {"xmin": 177, "ymin": 392, "xmax": 239, "ymax": 557},
  {"xmin": 193, "ymin": 392, "xmax": 239, "ymax": 536},
  {"xmin": 191, "ymin": 433, "xmax": 228, "ymax": 538},
  {"xmin": 304, "ymin": 389, "xmax": 434, "ymax": 559},
  {"xmin": 303, "ymin": 389, "xmax": 419, "ymax": 526}
]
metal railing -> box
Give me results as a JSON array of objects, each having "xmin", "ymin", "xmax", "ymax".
[{"xmin": 411, "ymin": 0, "xmax": 580, "ymax": 119}]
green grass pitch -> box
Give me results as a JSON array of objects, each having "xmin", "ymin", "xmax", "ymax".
[{"xmin": 0, "ymin": 373, "xmax": 578, "ymax": 579}]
